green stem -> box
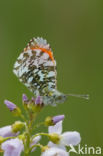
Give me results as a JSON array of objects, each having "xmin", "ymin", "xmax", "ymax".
[
  {"xmin": 23, "ymin": 110, "xmax": 42, "ymax": 155},
  {"xmin": 24, "ymin": 113, "xmax": 39, "ymax": 155},
  {"xmin": 32, "ymin": 133, "xmax": 49, "ymax": 140},
  {"xmin": 24, "ymin": 153, "xmax": 29, "ymax": 156},
  {"xmin": 24, "ymin": 122, "xmax": 31, "ymax": 156},
  {"xmin": 30, "ymin": 144, "xmax": 42, "ymax": 152},
  {"xmin": 20, "ymin": 114, "xmax": 27, "ymax": 122},
  {"xmin": 3, "ymin": 136, "xmax": 16, "ymax": 142}
]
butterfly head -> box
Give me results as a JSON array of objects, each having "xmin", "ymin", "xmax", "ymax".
[
  {"xmin": 41, "ymin": 90, "xmax": 67, "ymax": 106},
  {"xmin": 53, "ymin": 90, "xmax": 67, "ymax": 104},
  {"xmin": 54, "ymin": 93, "xmax": 67, "ymax": 104}
]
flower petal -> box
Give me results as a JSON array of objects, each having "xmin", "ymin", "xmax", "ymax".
[
  {"xmin": 52, "ymin": 115, "xmax": 65, "ymax": 125},
  {"xmin": 35, "ymin": 96, "xmax": 43, "ymax": 105},
  {"xmin": 4, "ymin": 100, "xmax": 17, "ymax": 111},
  {"xmin": 22, "ymin": 94, "xmax": 28, "ymax": 102},
  {"xmin": 0, "ymin": 126, "xmax": 19, "ymax": 137},
  {"xmin": 31, "ymin": 136, "xmax": 41, "ymax": 152},
  {"xmin": 48, "ymin": 141, "xmax": 66, "ymax": 151},
  {"xmin": 60, "ymin": 131, "xmax": 81, "ymax": 146},
  {"xmin": 1, "ymin": 138, "xmax": 24, "ymax": 156},
  {"xmin": 48, "ymin": 121, "xmax": 63, "ymax": 134},
  {"xmin": 41, "ymin": 147, "xmax": 69, "ymax": 156}
]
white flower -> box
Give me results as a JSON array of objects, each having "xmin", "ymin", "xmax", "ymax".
[
  {"xmin": 31, "ymin": 135, "xmax": 41, "ymax": 152},
  {"xmin": 60, "ymin": 131, "xmax": 81, "ymax": 146},
  {"xmin": 1, "ymin": 138, "xmax": 24, "ymax": 156},
  {"xmin": 1, "ymin": 135, "xmax": 41, "ymax": 156},
  {"xmin": 41, "ymin": 147, "xmax": 69, "ymax": 156},
  {"xmin": 0, "ymin": 126, "xmax": 19, "ymax": 137},
  {"xmin": 48, "ymin": 121, "xmax": 81, "ymax": 148}
]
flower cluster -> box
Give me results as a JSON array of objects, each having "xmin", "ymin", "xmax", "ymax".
[{"xmin": 0, "ymin": 94, "xmax": 81, "ymax": 156}]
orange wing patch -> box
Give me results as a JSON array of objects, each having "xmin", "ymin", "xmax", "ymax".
[{"xmin": 31, "ymin": 47, "xmax": 54, "ymax": 62}]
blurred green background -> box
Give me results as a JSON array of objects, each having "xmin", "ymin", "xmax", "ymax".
[{"xmin": 0, "ymin": 0, "xmax": 103, "ymax": 156}]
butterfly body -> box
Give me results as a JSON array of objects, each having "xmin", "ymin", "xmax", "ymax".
[{"xmin": 13, "ymin": 37, "xmax": 67, "ymax": 105}]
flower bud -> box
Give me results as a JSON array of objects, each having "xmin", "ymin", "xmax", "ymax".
[
  {"xmin": 22, "ymin": 94, "xmax": 28, "ymax": 102},
  {"xmin": 4, "ymin": 100, "xmax": 16, "ymax": 111},
  {"xmin": 12, "ymin": 121, "xmax": 25, "ymax": 133},
  {"xmin": 35, "ymin": 96, "xmax": 43, "ymax": 106},
  {"xmin": 45, "ymin": 117, "xmax": 53, "ymax": 126},
  {"xmin": 31, "ymin": 96, "xmax": 44, "ymax": 112},
  {"xmin": 49, "ymin": 133, "xmax": 60, "ymax": 144},
  {"xmin": 22, "ymin": 94, "xmax": 29, "ymax": 110},
  {"xmin": 4, "ymin": 100, "xmax": 21, "ymax": 116},
  {"xmin": 45, "ymin": 115, "xmax": 65, "ymax": 126},
  {"xmin": 52, "ymin": 115, "xmax": 65, "ymax": 125}
]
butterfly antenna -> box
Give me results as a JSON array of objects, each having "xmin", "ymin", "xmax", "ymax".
[{"xmin": 66, "ymin": 93, "xmax": 89, "ymax": 100}]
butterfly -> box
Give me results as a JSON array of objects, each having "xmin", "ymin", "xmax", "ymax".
[{"xmin": 13, "ymin": 37, "xmax": 88, "ymax": 105}]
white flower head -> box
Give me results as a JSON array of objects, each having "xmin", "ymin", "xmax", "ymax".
[
  {"xmin": 48, "ymin": 121, "xmax": 81, "ymax": 148},
  {"xmin": 0, "ymin": 126, "xmax": 19, "ymax": 138},
  {"xmin": 49, "ymin": 121, "xmax": 63, "ymax": 135},
  {"xmin": 1, "ymin": 138, "xmax": 24, "ymax": 156},
  {"xmin": 41, "ymin": 147, "xmax": 69, "ymax": 156}
]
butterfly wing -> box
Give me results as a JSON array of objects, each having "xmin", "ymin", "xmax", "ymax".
[{"xmin": 13, "ymin": 37, "xmax": 57, "ymax": 96}]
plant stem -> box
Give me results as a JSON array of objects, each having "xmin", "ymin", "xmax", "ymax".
[
  {"xmin": 20, "ymin": 114, "xmax": 27, "ymax": 122},
  {"xmin": 30, "ymin": 144, "xmax": 42, "ymax": 152},
  {"xmin": 24, "ymin": 113, "xmax": 38, "ymax": 156},
  {"xmin": 32, "ymin": 133, "xmax": 49, "ymax": 140},
  {"xmin": 24, "ymin": 122, "xmax": 31, "ymax": 156},
  {"xmin": 24, "ymin": 152, "xmax": 29, "ymax": 156}
]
